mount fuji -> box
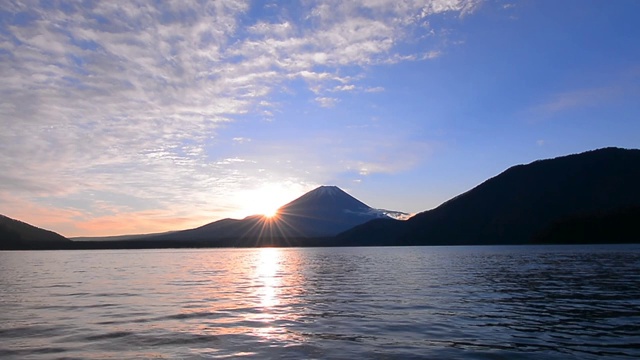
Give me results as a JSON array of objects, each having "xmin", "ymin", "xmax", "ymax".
[{"xmin": 148, "ymin": 185, "xmax": 407, "ymax": 244}]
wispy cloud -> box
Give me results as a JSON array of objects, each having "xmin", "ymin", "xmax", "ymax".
[
  {"xmin": 531, "ymin": 79, "xmax": 640, "ymax": 121},
  {"xmin": 0, "ymin": 0, "xmax": 481, "ymax": 236},
  {"xmin": 332, "ymin": 84, "xmax": 356, "ymax": 92},
  {"xmin": 534, "ymin": 87, "xmax": 619, "ymax": 114},
  {"xmin": 315, "ymin": 96, "xmax": 339, "ymax": 108},
  {"xmin": 232, "ymin": 137, "xmax": 252, "ymax": 144},
  {"xmin": 365, "ymin": 86, "xmax": 385, "ymax": 93}
]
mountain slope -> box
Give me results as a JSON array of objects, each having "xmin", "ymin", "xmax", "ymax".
[
  {"xmin": 533, "ymin": 206, "xmax": 640, "ymax": 244},
  {"xmin": 0, "ymin": 214, "xmax": 71, "ymax": 249},
  {"xmin": 151, "ymin": 185, "xmax": 399, "ymax": 243},
  {"xmin": 339, "ymin": 147, "xmax": 640, "ymax": 245}
]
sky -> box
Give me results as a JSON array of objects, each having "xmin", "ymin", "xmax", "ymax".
[{"xmin": 1, "ymin": 0, "xmax": 639, "ymax": 237}]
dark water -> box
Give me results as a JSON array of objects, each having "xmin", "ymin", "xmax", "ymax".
[{"xmin": 1, "ymin": 245, "xmax": 639, "ymax": 359}]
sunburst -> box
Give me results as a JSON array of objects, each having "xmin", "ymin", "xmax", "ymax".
[{"xmin": 235, "ymin": 183, "xmax": 300, "ymax": 219}]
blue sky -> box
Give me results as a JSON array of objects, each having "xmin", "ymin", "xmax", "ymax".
[{"xmin": 1, "ymin": 0, "xmax": 639, "ymax": 237}]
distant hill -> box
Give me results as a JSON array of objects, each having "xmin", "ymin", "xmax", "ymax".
[
  {"xmin": 70, "ymin": 231, "xmax": 176, "ymax": 242},
  {"xmin": 339, "ymin": 147, "xmax": 640, "ymax": 245},
  {"xmin": 0, "ymin": 214, "xmax": 71, "ymax": 249},
  {"xmin": 147, "ymin": 185, "xmax": 405, "ymax": 245}
]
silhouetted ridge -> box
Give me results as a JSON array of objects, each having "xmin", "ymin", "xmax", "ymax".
[
  {"xmin": 339, "ymin": 147, "xmax": 640, "ymax": 245},
  {"xmin": 0, "ymin": 214, "xmax": 70, "ymax": 249}
]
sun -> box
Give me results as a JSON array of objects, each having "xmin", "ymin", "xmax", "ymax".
[
  {"xmin": 261, "ymin": 206, "xmax": 279, "ymax": 218},
  {"xmin": 247, "ymin": 191, "xmax": 281, "ymax": 218},
  {"xmin": 235, "ymin": 183, "xmax": 300, "ymax": 219}
]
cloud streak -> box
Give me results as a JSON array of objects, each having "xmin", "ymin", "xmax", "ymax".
[{"xmin": 0, "ymin": 0, "xmax": 481, "ymax": 236}]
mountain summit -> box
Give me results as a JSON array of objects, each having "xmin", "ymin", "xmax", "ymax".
[
  {"xmin": 151, "ymin": 185, "xmax": 403, "ymax": 243},
  {"xmin": 280, "ymin": 186, "xmax": 370, "ymax": 215}
]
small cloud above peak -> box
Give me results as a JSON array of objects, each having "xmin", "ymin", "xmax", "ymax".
[
  {"xmin": 247, "ymin": 21, "xmax": 293, "ymax": 38},
  {"xmin": 333, "ymin": 84, "xmax": 355, "ymax": 92},
  {"xmin": 365, "ymin": 86, "xmax": 385, "ymax": 93},
  {"xmin": 315, "ymin": 97, "xmax": 339, "ymax": 108},
  {"xmin": 233, "ymin": 137, "xmax": 251, "ymax": 144}
]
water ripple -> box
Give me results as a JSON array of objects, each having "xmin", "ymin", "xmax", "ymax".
[{"xmin": 0, "ymin": 245, "xmax": 639, "ymax": 359}]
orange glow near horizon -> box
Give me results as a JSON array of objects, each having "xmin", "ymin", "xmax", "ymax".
[{"xmin": 2, "ymin": 182, "xmax": 310, "ymax": 238}]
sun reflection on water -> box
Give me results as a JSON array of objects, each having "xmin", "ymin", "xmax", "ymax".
[
  {"xmin": 256, "ymin": 247, "xmax": 281, "ymax": 309},
  {"xmin": 173, "ymin": 248, "xmax": 306, "ymax": 346},
  {"xmin": 249, "ymin": 247, "xmax": 291, "ymax": 342}
]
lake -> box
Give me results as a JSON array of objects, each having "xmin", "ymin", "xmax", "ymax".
[{"xmin": 1, "ymin": 245, "xmax": 639, "ymax": 359}]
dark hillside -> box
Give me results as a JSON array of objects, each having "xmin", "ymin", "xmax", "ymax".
[
  {"xmin": 340, "ymin": 147, "xmax": 640, "ymax": 245},
  {"xmin": 0, "ymin": 214, "xmax": 70, "ymax": 249}
]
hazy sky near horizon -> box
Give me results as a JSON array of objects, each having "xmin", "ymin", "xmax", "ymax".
[{"xmin": 1, "ymin": 0, "xmax": 639, "ymax": 237}]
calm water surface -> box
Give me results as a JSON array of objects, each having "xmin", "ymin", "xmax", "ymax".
[{"xmin": 1, "ymin": 245, "xmax": 639, "ymax": 359}]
